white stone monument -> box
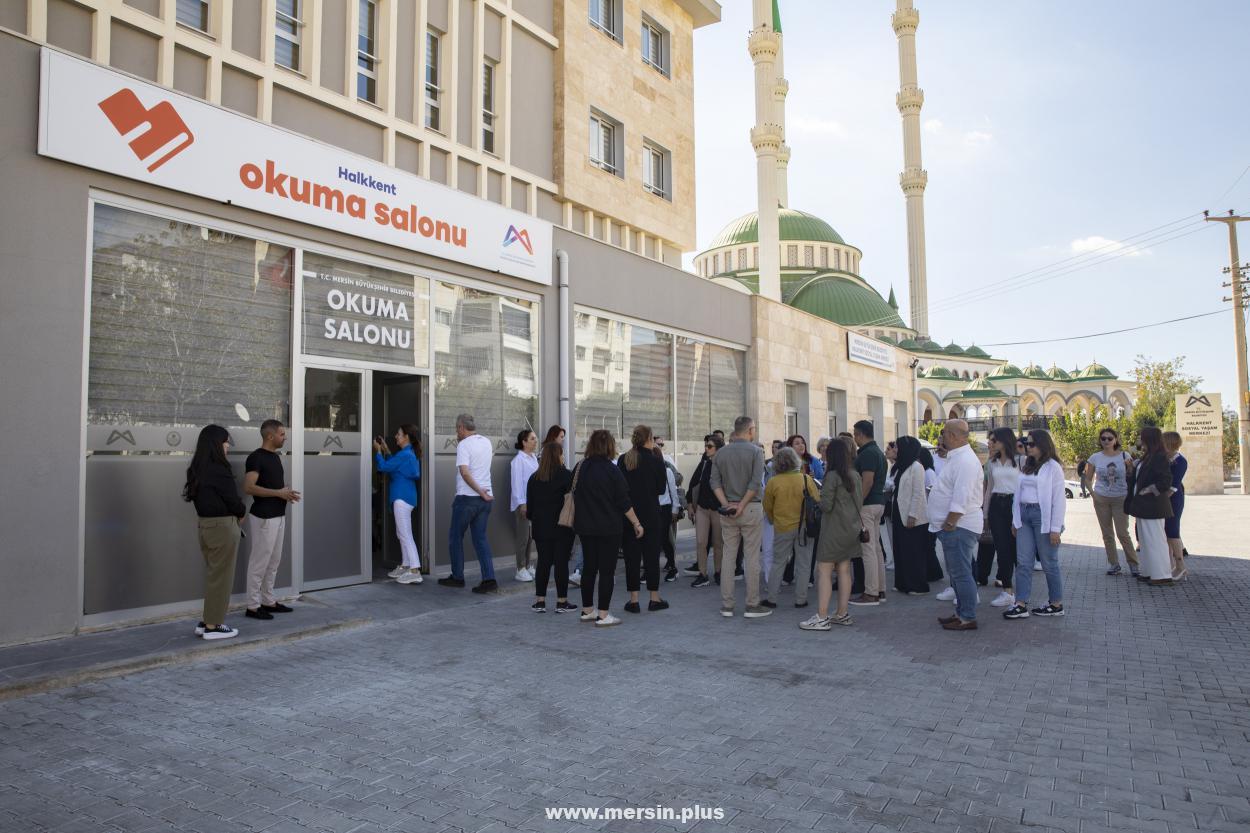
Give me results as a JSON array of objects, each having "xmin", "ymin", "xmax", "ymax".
[{"xmin": 1175, "ymin": 393, "xmax": 1223, "ymax": 495}]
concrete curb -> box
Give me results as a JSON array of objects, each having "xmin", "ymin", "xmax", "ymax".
[{"xmin": 0, "ymin": 618, "xmax": 371, "ymax": 702}]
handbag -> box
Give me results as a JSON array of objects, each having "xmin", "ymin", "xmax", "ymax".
[
  {"xmin": 801, "ymin": 474, "xmax": 822, "ymax": 540},
  {"xmin": 558, "ymin": 462, "xmax": 582, "ymax": 528},
  {"xmin": 858, "ymin": 527, "xmax": 871, "ymax": 544},
  {"xmin": 1123, "ymin": 457, "xmax": 1137, "ymax": 517}
]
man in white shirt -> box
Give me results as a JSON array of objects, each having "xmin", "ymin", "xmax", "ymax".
[
  {"xmin": 438, "ymin": 413, "xmax": 497, "ymax": 593},
  {"xmin": 926, "ymin": 420, "xmax": 984, "ymax": 630}
]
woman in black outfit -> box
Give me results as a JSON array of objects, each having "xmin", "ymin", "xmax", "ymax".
[
  {"xmin": 890, "ymin": 436, "xmax": 931, "ymax": 594},
  {"xmin": 574, "ymin": 429, "xmax": 644, "ymax": 627},
  {"xmin": 182, "ymin": 424, "xmax": 246, "ymax": 641},
  {"xmin": 527, "ymin": 441, "xmax": 577, "ymax": 613},
  {"xmin": 617, "ymin": 425, "xmax": 669, "ymax": 613},
  {"xmin": 1130, "ymin": 426, "xmax": 1175, "ymax": 586}
]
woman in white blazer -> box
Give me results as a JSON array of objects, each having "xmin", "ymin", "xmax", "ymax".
[
  {"xmin": 1004, "ymin": 430, "xmax": 1067, "ymax": 619},
  {"xmin": 890, "ymin": 436, "xmax": 931, "ymax": 594}
]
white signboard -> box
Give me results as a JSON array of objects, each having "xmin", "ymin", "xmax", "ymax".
[
  {"xmin": 1176, "ymin": 393, "xmax": 1222, "ymax": 437},
  {"xmin": 37, "ymin": 49, "xmax": 552, "ymax": 284},
  {"xmin": 847, "ymin": 332, "xmax": 897, "ymax": 372}
]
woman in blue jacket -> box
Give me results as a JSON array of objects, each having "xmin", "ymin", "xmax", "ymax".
[{"xmin": 374, "ymin": 424, "xmax": 422, "ymax": 584}]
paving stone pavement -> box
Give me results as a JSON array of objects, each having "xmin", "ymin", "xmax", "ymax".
[{"xmin": 3, "ymin": 496, "xmax": 1250, "ymax": 833}]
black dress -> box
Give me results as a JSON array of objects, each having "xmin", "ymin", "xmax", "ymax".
[{"xmin": 617, "ymin": 450, "xmax": 666, "ymax": 593}]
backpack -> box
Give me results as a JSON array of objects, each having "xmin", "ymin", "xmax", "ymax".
[{"xmin": 798, "ymin": 474, "xmax": 821, "ymax": 544}]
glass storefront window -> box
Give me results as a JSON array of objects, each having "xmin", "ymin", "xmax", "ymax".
[
  {"xmin": 433, "ymin": 282, "xmax": 539, "ymax": 444},
  {"xmin": 301, "ymin": 252, "xmax": 430, "ymax": 368},
  {"xmin": 573, "ymin": 313, "xmax": 673, "ymax": 443},
  {"xmin": 88, "ymin": 204, "xmax": 293, "ymax": 443}
]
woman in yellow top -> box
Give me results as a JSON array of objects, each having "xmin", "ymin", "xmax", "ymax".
[{"xmin": 762, "ymin": 447, "xmax": 821, "ymax": 608}]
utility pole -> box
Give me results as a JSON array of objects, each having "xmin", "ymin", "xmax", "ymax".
[{"xmin": 1205, "ymin": 210, "xmax": 1250, "ymax": 494}]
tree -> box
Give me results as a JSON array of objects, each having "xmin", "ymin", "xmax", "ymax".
[
  {"xmin": 1224, "ymin": 409, "xmax": 1240, "ymax": 477},
  {"xmin": 917, "ymin": 421, "xmax": 943, "ymax": 446},
  {"xmin": 1131, "ymin": 355, "xmax": 1203, "ymax": 428},
  {"xmin": 1049, "ymin": 405, "xmax": 1139, "ymax": 466}
]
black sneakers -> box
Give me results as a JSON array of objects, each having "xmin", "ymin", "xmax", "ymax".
[
  {"xmin": 623, "ymin": 601, "xmax": 641, "ymax": 614},
  {"xmin": 664, "ymin": 567, "xmax": 678, "ymax": 582},
  {"xmin": 245, "ymin": 608, "xmax": 273, "ymax": 620},
  {"xmin": 261, "ymin": 602, "xmax": 293, "ymax": 613},
  {"xmin": 691, "ymin": 574, "xmax": 711, "ymax": 588},
  {"xmin": 438, "ymin": 576, "xmax": 466, "ymax": 587},
  {"xmin": 555, "ymin": 601, "xmax": 579, "ymax": 613},
  {"xmin": 648, "ymin": 599, "xmax": 670, "ymax": 612},
  {"xmin": 471, "ymin": 579, "xmax": 498, "ymax": 594},
  {"xmin": 531, "ymin": 601, "xmax": 546, "ymax": 613},
  {"xmin": 759, "ymin": 600, "xmax": 777, "ymax": 609}
]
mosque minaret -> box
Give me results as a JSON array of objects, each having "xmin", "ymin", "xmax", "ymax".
[
  {"xmin": 748, "ymin": 0, "xmax": 784, "ymax": 302},
  {"xmin": 893, "ymin": 0, "xmax": 930, "ymax": 338}
]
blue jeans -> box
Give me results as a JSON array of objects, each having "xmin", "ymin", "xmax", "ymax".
[
  {"xmin": 449, "ymin": 495, "xmax": 494, "ymax": 581},
  {"xmin": 1014, "ymin": 503, "xmax": 1062, "ymax": 605},
  {"xmin": 937, "ymin": 527, "xmax": 979, "ymax": 622}
]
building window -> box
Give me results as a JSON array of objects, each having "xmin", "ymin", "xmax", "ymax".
[
  {"xmin": 642, "ymin": 140, "xmax": 671, "ymax": 200},
  {"xmin": 274, "ymin": 0, "xmax": 302, "ymax": 71},
  {"xmin": 176, "ymin": 0, "xmax": 210, "ymax": 32},
  {"xmin": 712, "ymin": 253, "xmax": 719, "ymax": 274},
  {"xmin": 723, "ymin": 251, "xmax": 733, "ymax": 271},
  {"xmin": 804, "ymin": 245, "xmax": 814, "ymax": 267},
  {"xmin": 482, "ymin": 61, "xmax": 497, "ymax": 153},
  {"xmin": 576, "ymin": 345, "xmax": 587, "ymax": 360},
  {"xmin": 425, "ymin": 29, "xmax": 442, "ymax": 130},
  {"xmin": 753, "ymin": 247, "xmax": 758, "ymax": 267},
  {"xmin": 575, "ymin": 379, "xmax": 584, "ymax": 394},
  {"xmin": 589, "ymin": 110, "xmax": 622, "ymax": 177},
  {"xmin": 834, "ymin": 249, "xmax": 841, "ymax": 270},
  {"xmin": 820, "ymin": 247, "xmax": 828, "ymax": 268},
  {"xmin": 641, "ymin": 15, "xmax": 670, "ymax": 76},
  {"xmin": 357, "ymin": 0, "xmax": 378, "ymax": 103},
  {"xmin": 738, "ymin": 248, "xmax": 747, "ymax": 270},
  {"xmin": 786, "ymin": 245, "xmax": 798, "ymax": 267},
  {"xmin": 784, "ymin": 382, "xmax": 801, "ymax": 438},
  {"xmin": 827, "ymin": 388, "xmax": 847, "ymax": 438},
  {"xmin": 589, "ymin": 0, "xmax": 621, "ymax": 42}
]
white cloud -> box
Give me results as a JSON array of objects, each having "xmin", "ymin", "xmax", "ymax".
[
  {"xmin": 1070, "ymin": 235, "xmax": 1146, "ymax": 257},
  {"xmin": 924, "ymin": 119, "xmax": 943, "ymax": 134},
  {"xmin": 789, "ymin": 116, "xmax": 848, "ymax": 138},
  {"xmin": 962, "ymin": 130, "xmax": 994, "ymax": 147}
]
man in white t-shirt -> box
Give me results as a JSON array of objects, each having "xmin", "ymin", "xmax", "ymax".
[
  {"xmin": 927, "ymin": 420, "xmax": 984, "ymax": 631},
  {"xmin": 438, "ymin": 413, "xmax": 497, "ymax": 592}
]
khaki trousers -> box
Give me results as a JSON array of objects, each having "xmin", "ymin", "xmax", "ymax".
[
  {"xmin": 514, "ymin": 507, "xmax": 534, "ymax": 569},
  {"xmin": 1092, "ymin": 492, "xmax": 1139, "ymax": 568},
  {"xmin": 720, "ymin": 503, "xmax": 763, "ymax": 609},
  {"xmin": 859, "ymin": 503, "xmax": 886, "ymax": 596},
  {"xmin": 245, "ymin": 515, "xmax": 286, "ymax": 608},
  {"xmin": 198, "ymin": 516, "xmax": 240, "ymax": 625},
  {"xmin": 694, "ymin": 507, "xmax": 724, "ymax": 575}
]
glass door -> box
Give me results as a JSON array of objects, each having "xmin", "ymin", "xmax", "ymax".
[{"xmin": 301, "ymin": 367, "xmax": 367, "ymax": 586}]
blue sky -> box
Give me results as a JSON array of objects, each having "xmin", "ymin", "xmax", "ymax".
[{"xmin": 690, "ymin": 1, "xmax": 1250, "ymax": 401}]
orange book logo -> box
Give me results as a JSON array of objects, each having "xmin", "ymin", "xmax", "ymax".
[{"xmin": 98, "ymin": 88, "xmax": 194, "ymax": 172}]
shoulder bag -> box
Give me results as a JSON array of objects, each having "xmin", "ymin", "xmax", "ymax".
[
  {"xmin": 1123, "ymin": 457, "xmax": 1138, "ymax": 517},
  {"xmin": 558, "ymin": 462, "xmax": 582, "ymax": 528},
  {"xmin": 799, "ymin": 474, "xmax": 822, "ymax": 544}
]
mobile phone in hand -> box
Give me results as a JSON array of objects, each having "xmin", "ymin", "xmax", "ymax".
[{"xmin": 717, "ymin": 505, "xmax": 735, "ymax": 516}]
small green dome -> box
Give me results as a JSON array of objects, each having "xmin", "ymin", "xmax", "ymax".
[
  {"xmin": 918, "ymin": 339, "xmax": 944, "ymax": 352},
  {"xmin": 943, "ymin": 342, "xmax": 966, "ymax": 356},
  {"xmin": 878, "ymin": 334, "xmax": 897, "ymax": 344},
  {"xmin": 1046, "ymin": 364, "xmax": 1072, "ymax": 381},
  {"xmin": 960, "ymin": 376, "xmax": 1007, "ymax": 399},
  {"xmin": 1077, "ymin": 362, "xmax": 1115, "ymax": 380},
  {"xmin": 706, "ymin": 208, "xmax": 847, "ymax": 250},
  {"xmin": 789, "ymin": 275, "xmax": 907, "ymax": 329},
  {"xmin": 1022, "ymin": 363, "xmax": 1049, "ymax": 380},
  {"xmin": 988, "ymin": 362, "xmax": 1023, "ymax": 379},
  {"xmin": 898, "ymin": 338, "xmax": 922, "ymax": 350},
  {"xmin": 964, "ymin": 345, "xmax": 990, "ymax": 358},
  {"xmin": 925, "ymin": 366, "xmax": 958, "ymax": 380}
]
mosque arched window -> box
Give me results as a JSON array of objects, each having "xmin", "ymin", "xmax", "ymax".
[
  {"xmin": 712, "ymin": 253, "xmax": 719, "ymax": 274},
  {"xmin": 738, "ymin": 248, "xmax": 747, "ymax": 270},
  {"xmin": 724, "ymin": 250, "xmax": 733, "ymax": 271},
  {"xmin": 803, "ymin": 245, "xmax": 814, "ymax": 267},
  {"xmin": 752, "ymin": 246, "xmax": 758, "ymax": 267},
  {"xmin": 786, "ymin": 245, "xmax": 798, "ymax": 267},
  {"xmin": 834, "ymin": 249, "xmax": 841, "ymax": 270},
  {"xmin": 820, "ymin": 247, "xmax": 829, "ymax": 268}
]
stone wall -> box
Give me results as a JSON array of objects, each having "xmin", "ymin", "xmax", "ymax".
[
  {"xmin": 1181, "ymin": 433, "xmax": 1223, "ymax": 496},
  {"xmin": 747, "ymin": 295, "xmax": 915, "ymax": 446}
]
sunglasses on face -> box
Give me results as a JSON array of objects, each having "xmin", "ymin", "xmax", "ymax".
[
  {"xmin": 705, "ymin": 444, "xmax": 715, "ymax": 449},
  {"xmin": 1023, "ymin": 440, "xmax": 1036, "ymax": 447}
]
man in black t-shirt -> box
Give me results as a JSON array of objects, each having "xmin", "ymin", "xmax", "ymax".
[{"xmin": 243, "ymin": 420, "xmax": 301, "ymax": 620}]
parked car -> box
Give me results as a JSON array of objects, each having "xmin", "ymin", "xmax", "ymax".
[{"xmin": 1064, "ymin": 479, "xmax": 1083, "ymax": 499}]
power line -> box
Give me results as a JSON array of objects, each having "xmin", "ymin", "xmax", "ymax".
[
  {"xmin": 1212, "ymin": 162, "xmax": 1250, "ymax": 205},
  {"xmin": 975, "ymin": 308, "xmax": 1228, "ymax": 348}
]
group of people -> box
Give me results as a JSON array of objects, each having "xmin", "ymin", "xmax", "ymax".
[{"xmin": 182, "ymin": 407, "xmax": 1189, "ymax": 639}]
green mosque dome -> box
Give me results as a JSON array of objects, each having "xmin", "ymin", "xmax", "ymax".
[
  {"xmin": 942, "ymin": 342, "xmax": 966, "ymax": 356},
  {"xmin": 918, "ymin": 338, "xmax": 944, "ymax": 352},
  {"xmin": 964, "ymin": 345, "xmax": 990, "ymax": 358},
  {"xmin": 788, "ymin": 275, "xmax": 907, "ymax": 329},
  {"xmin": 706, "ymin": 208, "xmax": 847, "ymax": 250},
  {"xmin": 1046, "ymin": 364, "xmax": 1072, "ymax": 380},
  {"xmin": 924, "ymin": 366, "xmax": 958, "ymax": 380},
  {"xmin": 988, "ymin": 362, "xmax": 1023, "ymax": 379},
  {"xmin": 1077, "ymin": 362, "xmax": 1116, "ymax": 380},
  {"xmin": 897, "ymin": 338, "xmax": 922, "ymax": 350},
  {"xmin": 960, "ymin": 376, "xmax": 1007, "ymax": 399},
  {"xmin": 1022, "ymin": 363, "xmax": 1050, "ymax": 381}
]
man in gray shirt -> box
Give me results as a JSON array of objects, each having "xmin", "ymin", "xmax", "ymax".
[{"xmin": 711, "ymin": 416, "xmax": 771, "ymax": 619}]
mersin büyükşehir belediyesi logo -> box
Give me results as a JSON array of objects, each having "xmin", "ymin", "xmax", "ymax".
[
  {"xmin": 502, "ymin": 225, "xmax": 534, "ymax": 256},
  {"xmin": 98, "ymin": 88, "xmax": 195, "ymax": 172}
]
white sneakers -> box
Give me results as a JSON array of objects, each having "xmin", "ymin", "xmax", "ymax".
[
  {"xmin": 568, "ymin": 570, "xmax": 582, "ymax": 587},
  {"xmin": 200, "ymin": 624, "xmax": 238, "ymax": 640},
  {"xmin": 387, "ymin": 565, "xmax": 406, "ymax": 579},
  {"xmin": 515, "ymin": 567, "xmax": 534, "ymax": 582},
  {"xmin": 1033, "ymin": 561, "xmax": 1043, "ymax": 571},
  {"xmin": 396, "ymin": 569, "xmax": 423, "ymax": 584},
  {"xmin": 991, "ymin": 591, "xmax": 1015, "ymax": 607},
  {"xmin": 936, "ymin": 587, "xmax": 957, "ymax": 601},
  {"xmin": 595, "ymin": 614, "xmax": 621, "ymax": 627}
]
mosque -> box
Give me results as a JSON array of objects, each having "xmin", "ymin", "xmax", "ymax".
[{"xmin": 691, "ymin": 0, "xmax": 1134, "ymax": 429}]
